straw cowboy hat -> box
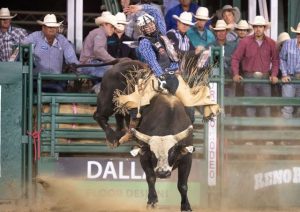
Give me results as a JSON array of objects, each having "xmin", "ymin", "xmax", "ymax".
[
  {"xmin": 277, "ymin": 32, "xmax": 290, "ymax": 47},
  {"xmin": 0, "ymin": 8, "xmax": 17, "ymax": 19},
  {"xmin": 115, "ymin": 12, "xmax": 129, "ymax": 25},
  {"xmin": 291, "ymin": 22, "xmax": 300, "ymax": 33},
  {"xmin": 235, "ymin": 20, "xmax": 252, "ymax": 31},
  {"xmin": 211, "ymin": 20, "xmax": 231, "ymax": 31},
  {"xmin": 249, "ymin": 15, "xmax": 270, "ymax": 27},
  {"xmin": 216, "ymin": 5, "xmax": 241, "ymax": 23},
  {"xmin": 173, "ymin": 11, "xmax": 194, "ymax": 26},
  {"xmin": 95, "ymin": 11, "xmax": 119, "ymax": 29},
  {"xmin": 37, "ymin": 14, "xmax": 63, "ymax": 27},
  {"xmin": 194, "ymin": 7, "xmax": 211, "ymax": 20}
]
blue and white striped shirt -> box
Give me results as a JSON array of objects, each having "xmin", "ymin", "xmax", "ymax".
[
  {"xmin": 280, "ymin": 38, "xmax": 300, "ymax": 76},
  {"xmin": 138, "ymin": 38, "xmax": 178, "ymax": 76},
  {"xmin": 23, "ymin": 31, "xmax": 79, "ymax": 74},
  {"xmin": 167, "ymin": 29, "xmax": 191, "ymax": 52}
]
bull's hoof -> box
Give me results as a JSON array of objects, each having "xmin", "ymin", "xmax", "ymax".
[
  {"xmin": 146, "ymin": 202, "xmax": 157, "ymax": 209},
  {"xmin": 105, "ymin": 127, "xmax": 120, "ymax": 148},
  {"xmin": 181, "ymin": 204, "xmax": 192, "ymax": 212},
  {"xmin": 106, "ymin": 139, "xmax": 120, "ymax": 149}
]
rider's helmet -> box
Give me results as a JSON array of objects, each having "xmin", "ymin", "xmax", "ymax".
[{"xmin": 137, "ymin": 13, "xmax": 157, "ymax": 36}]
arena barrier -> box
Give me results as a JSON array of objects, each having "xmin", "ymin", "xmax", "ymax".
[{"xmin": 0, "ymin": 45, "xmax": 300, "ymax": 209}]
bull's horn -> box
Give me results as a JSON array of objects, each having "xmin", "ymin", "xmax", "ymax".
[
  {"xmin": 174, "ymin": 125, "xmax": 193, "ymax": 142},
  {"xmin": 131, "ymin": 128, "xmax": 151, "ymax": 143}
]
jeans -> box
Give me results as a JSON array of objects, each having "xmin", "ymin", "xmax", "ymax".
[
  {"xmin": 281, "ymin": 83, "xmax": 300, "ymax": 118},
  {"xmin": 244, "ymin": 82, "xmax": 271, "ymax": 117}
]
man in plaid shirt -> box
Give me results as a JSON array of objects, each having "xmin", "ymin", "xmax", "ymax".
[{"xmin": 0, "ymin": 8, "xmax": 27, "ymax": 61}]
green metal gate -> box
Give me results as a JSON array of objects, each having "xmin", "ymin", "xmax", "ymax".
[
  {"xmin": 0, "ymin": 62, "xmax": 23, "ymax": 200},
  {"xmin": 0, "ymin": 45, "xmax": 33, "ymax": 201}
]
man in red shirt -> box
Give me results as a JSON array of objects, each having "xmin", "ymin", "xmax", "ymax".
[{"xmin": 231, "ymin": 16, "xmax": 279, "ymax": 116}]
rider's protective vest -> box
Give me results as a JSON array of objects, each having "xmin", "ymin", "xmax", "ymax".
[{"xmin": 139, "ymin": 34, "xmax": 179, "ymax": 71}]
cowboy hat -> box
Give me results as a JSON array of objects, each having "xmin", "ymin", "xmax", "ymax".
[
  {"xmin": 194, "ymin": 7, "xmax": 211, "ymax": 21},
  {"xmin": 277, "ymin": 32, "xmax": 290, "ymax": 46},
  {"xmin": 235, "ymin": 20, "xmax": 252, "ymax": 31},
  {"xmin": 216, "ymin": 5, "xmax": 241, "ymax": 23},
  {"xmin": 173, "ymin": 11, "xmax": 194, "ymax": 26},
  {"xmin": 291, "ymin": 23, "xmax": 300, "ymax": 33},
  {"xmin": 211, "ymin": 20, "xmax": 231, "ymax": 31},
  {"xmin": 0, "ymin": 8, "xmax": 17, "ymax": 19},
  {"xmin": 95, "ymin": 12, "xmax": 122, "ymax": 31},
  {"xmin": 37, "ymin": 14, "xmax": 63, "ymax": 27},
  {"xmin": 115, "ymin": 12, "xmax": 129, "ymax": 25},
  {"xmin": 249, "ymin": 15, "xmax": 270, "ymax": 26}
]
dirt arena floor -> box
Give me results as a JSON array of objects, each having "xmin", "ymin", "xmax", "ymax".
[{"xmin": 0, "ymin": 176, "xmax": 299, "ymax": 212}]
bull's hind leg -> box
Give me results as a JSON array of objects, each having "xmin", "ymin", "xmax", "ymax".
[{"xmin": 177, "ymin": 155, "xmax": 192, "ymax": 211}]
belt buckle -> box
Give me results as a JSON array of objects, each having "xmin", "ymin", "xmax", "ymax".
[{"xmin": 253, "ymin": 71, "xmax": 263, "ymax": 79}]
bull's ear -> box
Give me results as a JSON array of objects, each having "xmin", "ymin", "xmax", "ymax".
[
  {"xmin": 180, "ymin": 146, "xmax": 195, "ymax": 155},
  {"xmin": 131, "ymin": 128, "xmax": 151, "ymax": 144},
  {"xmin": 174, "ymin": 125, "xmax": 193, "ymax": 142}
]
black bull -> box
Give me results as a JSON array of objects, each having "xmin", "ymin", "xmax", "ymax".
[
  {"xmin": 131, "ymin": 94, "xmax": 193, "ymax": 211},
  {"xmin": 93, "ymin": 59, "xmax": 194, "ymax": 211}
]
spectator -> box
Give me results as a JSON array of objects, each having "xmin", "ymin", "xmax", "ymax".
[
  {"xmin": 107, "ymin": 12, "xmax": 136, "ymax": 59},
  {"xmin": 280, "ymin": 24, "xmax": 300, "ymax": 118},
  {"xmin": 166, "ymin": 11, "xmax": 195, "ymax": 52},
  {"xmin": 23, "ymin": 14, "xmax": 79, "ymax": 92},
  {"xmin": 79, "ymin": 11, "xmax": 120, "ymax": 77},
  {"xmin": 277, "ymin": 32, "xmax": 290, "ymax": 51},
  {"xmin": 165, "ymin": 0, "xmax": 198, "ymax": 31},
  {"xmin": 0, "ymin": 8, "xmax": 27, "ymax": 61},
  {"xmin": 211, "ymin": 20, "xmax": 237, "ymax": 116},
  {"xmin": 24, "ymin": 14, "xmax": 78, "ymax": 74},
  {"xmin": 231, "ymin": 16, "xmax": 279, "ymax": 117},
  {"xmin": 216, "ymin": 5, "xmax": 241, "ymax": 41},
  {"xmin": 234, "ymin": 20, "xmax": 252, "ymax": 41},
  {"xmin": 186, "ymin": 7, "xmax": 215, "ymax": 51}
]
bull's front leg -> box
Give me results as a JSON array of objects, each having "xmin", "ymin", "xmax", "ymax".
[
  {"xmin": 177, "ymin": 154, "xmax": 192, "ymax": 211},
  {"xmin": 93, "ymin": 110, "xmax": 119, "ymax": 147},
  {"xmin": 140, "ymin": 154, "xmax": 158, "ymax": 208}
]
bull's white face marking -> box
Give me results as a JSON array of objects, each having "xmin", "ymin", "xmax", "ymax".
[{"xmin": 148, "ymin": 135, "xmax": 177, "ymax": 172}]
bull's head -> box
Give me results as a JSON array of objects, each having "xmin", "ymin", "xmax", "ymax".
[{"xmin": 131, "ymin": 125, "xmax": 193, "ymax": 178}]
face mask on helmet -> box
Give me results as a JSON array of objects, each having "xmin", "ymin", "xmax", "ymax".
[{"xmin": 137, "ymin": 14, "xmax": 157, "ymax": 36}]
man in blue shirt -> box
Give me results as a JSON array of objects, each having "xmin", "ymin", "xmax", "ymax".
[
  {"xmin": 280, "ymin": 23, "xmax": 300, "ymax": 118},
  {"xmin": 165, "ymin": 0, "xmax": 198, "ymax": 31},
  {"xmin": 23, "ymin": 14, "xmax": 79, "ymax": 92}
]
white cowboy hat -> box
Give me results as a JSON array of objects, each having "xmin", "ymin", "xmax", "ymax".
[
  {"xmin": 194, "ymin": 7, "xmax": 211, "ymax": 21},
  {"xmin": 249, "ymin": 15, "xmax": 270, "ymax": 26},
  {"xmin": 37, "ymin": 14, "xmax": 63, "ymax": 27},
  {"xmin": 95, "ymin": 11, "xmax": 112, "ymax": 25},
  {"xmin": 95, "ymin": 12, "xmax": 121, "ymax": 30},
  {"xmin": 115, "ymin": 12, "xmax": 129, "ymax": 25},
  {"xmin": 291, "ymin": 23, "xmax": 300, "ymax": 33},
  {"xmin": 277, "ymin": 32, "xmax": 290, "ymax": 46},
  {"xmin": 0, "ymin": 8, "xmax": 17, "ymax": 19},
  {"xmin": 172, "ymin": 11, "xmax": 194, "ymax": 26},
  {"xmin": 235, "ymin": 20, "xmax": 252, "ymax": 31},
  {"xmin": 216, "ymin": 5, "xmax": 241, "ymax": 23},
  {"xmin": 211, "ymin": 20, "xmax": 231, "ymax": 31}
]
